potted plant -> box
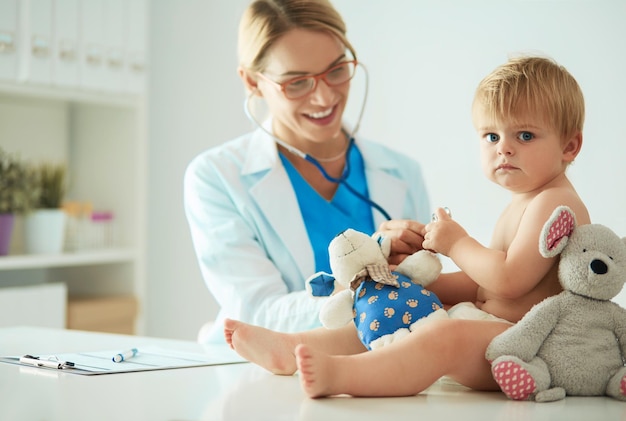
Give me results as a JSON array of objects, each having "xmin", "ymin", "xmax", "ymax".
[
  {"xmin": 23, "ymin": 162, "xmax": 68, "ymax": 254},
  {"xmin": 0, "ymin": 147, "xmax": 40, "ymax": 255}
]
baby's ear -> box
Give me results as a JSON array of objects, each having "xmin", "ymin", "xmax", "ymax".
[
  {"xmin": 562, "ymin": 131, "xmax": 583, "ymax": 163},
  {"xmin": 372, "ymin": 233, "xmax": 391, "ymax": 258},
  {"xmin": 539, "ymin": 206, "xmax": 577, "ymax": 258}
]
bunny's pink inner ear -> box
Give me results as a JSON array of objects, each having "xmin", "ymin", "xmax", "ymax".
[{"xmin": 545, "ymin": 210, "xmax": 576, "ymax": 251}]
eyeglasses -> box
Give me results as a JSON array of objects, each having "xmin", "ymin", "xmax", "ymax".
[{"xmin": 257, "ymin": 60, "xmax": 357, "ymax": 100}]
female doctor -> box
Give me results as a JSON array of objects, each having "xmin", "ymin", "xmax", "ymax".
[{"xmin": 184, "ymin": 0, "xmax": 431, "ymax": 343}]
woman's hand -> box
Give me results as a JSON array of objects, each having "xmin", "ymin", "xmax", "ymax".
[{"xmin": 375, "ymin": 219, "xmax": 427, "ymax": 266}]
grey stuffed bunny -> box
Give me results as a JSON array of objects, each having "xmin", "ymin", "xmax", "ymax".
[{"xmin": 485, "ymin": 205, "xmax": 626, "ymax": 402}]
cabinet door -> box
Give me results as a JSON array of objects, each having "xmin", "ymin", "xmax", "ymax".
[
  {"xmin": 53, "ymin": 0, "xmax": 79, "ymax": 88},
  {"xmin": 0, "ymin": 0, "xmax": 19, "ymax": 82},
  {"xmin": 18, "ymin": 0, "xmax": 53, "ymax": 85},
  {"xmin": 0, "ymin": 283, "xmax": 67, "ymax": 329}
]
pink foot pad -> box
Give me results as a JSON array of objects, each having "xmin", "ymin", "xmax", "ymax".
[
  {"xmin": 492, "ymin": 360, "xmax": 537, "ymax": 400},
  {"xmin": 620, "ymin": 376, "xmax": 626, "ymax": 396}
]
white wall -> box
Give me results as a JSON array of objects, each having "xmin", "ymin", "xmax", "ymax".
[
  {"xmin": 147, "ymin": 0, "xmax": 250, "ymax": 339},
  {"xmin": 147, "ymin": 0, "xmax": 626, "ymax": 340}
]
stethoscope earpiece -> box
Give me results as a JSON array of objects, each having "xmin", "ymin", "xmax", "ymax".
[{"xmin": 431, "ymin": 207, "xmax": 452, "ymax": 222}]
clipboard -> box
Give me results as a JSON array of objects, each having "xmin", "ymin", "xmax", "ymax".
[{"xmin": 0, "ymin": 345, "xmax": 247, "ymax": 375}]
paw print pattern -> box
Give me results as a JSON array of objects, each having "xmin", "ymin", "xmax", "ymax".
[
  {"xmin": 353, "ymin": 272, "xmax": 444, "ymax": 350},
  {"xmin": 402, "ymin": 312, "xmax": 412, "ymax": 325},
  {"xmin": 375, "ymin": 283, "xmax": 385, "ymax": 290},
  {"xmin": 432, "ymin": 302, "xmax": 442, "ymax": 311},
  {"xmin": 421, "ymin": 289, "xmax": 432, "ymax": 297},
  {"xmin": 370, "ymin": 320, "xmax": 380, "ymax": 332},
  {"xmin": 384, "ymin": 307, "xmax": 395, "ymax": 318},
  {"xmin": 406, "ymin": 299, "xmax": 418, "ymax": 308}
]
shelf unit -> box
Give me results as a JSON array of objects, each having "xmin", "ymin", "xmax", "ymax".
[
  {"xmin": 0, "ymin": 248, "xmax": 136, "ymax": 271},
  {"xmin": 0, "ymin": 82, "xmax": 146, "ymax": 334},
  {"xmin": 0, "ymin": 0, "xmax": 147, "ymax": 334}
]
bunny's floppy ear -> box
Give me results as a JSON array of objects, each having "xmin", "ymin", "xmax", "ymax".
[{"xmin": 539, "ymin": 206, "xmax": 577, "ymax": 258}]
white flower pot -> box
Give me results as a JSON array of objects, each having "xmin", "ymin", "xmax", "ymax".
[{"xmin": 23, "ymin": 209, "xmax": 66, "ymax": 254}]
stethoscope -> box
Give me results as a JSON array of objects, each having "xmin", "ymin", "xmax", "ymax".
[{"xmin": 244, "ymin": 62, "xmax": 393, "ymax": 221}]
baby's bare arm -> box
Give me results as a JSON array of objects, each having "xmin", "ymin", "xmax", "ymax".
[
  {"xmin": 424, "ymin": 190, "xmax": 589, "ymax": 299},
  {"xmin": 379, "ymin": 216, "xmax": 479, "ymax": 305}
]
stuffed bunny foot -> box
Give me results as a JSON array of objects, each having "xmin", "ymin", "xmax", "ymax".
[
  {"xmin": 535, "ymin": 387, "xmax": 566, "ymax": 402},
  {"xmin": 606, "ymin": 367, "xmax": 626, "ymax": 401},
  {"xmin": 491, "ymin": 356, "xmax": 550, "ymax": 401}
]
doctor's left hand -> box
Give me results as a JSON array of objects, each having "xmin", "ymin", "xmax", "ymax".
[{"xmin": 375, "ymin": 219, "xmax": 426, "ymax": 266}]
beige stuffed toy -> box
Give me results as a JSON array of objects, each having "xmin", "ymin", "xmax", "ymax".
[
  {"xmin": 486, "ymin": 206, "xmax": 626, "ymax": 402},
  {"xmin": 307, "ymin": 228, "xmax": 447, "ymax": 350}
]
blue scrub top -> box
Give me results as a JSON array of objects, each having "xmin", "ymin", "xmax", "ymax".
[{"xmin": 280, "ymin": 144, "xmax": 375, "ymax": 273}]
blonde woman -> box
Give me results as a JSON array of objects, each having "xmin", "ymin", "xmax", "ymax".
[{"xmin": 185, "ymin": 0, "xmax": 431, "ymax": 343}]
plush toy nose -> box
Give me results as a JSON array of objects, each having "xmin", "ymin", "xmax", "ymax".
[{"xmin": 590, "ymin": 259, "xmax": 608, "ymax": 275}]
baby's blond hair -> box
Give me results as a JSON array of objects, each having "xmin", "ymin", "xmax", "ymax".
[{"xmin": 473, "ymin": 56, "xmax": 585, "ymax": 141}]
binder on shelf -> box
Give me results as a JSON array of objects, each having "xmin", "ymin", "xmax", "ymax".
[
  {"xmin": 0, "ymin": 0, "xmax": 19, "ymax": 82},
  {"xmin": 18, "ymin": 0, "xmax": 53, "ymax": 85},
  {"xmin": 53, "ymin": 0, "xmax": 80, "ymax": 88}
]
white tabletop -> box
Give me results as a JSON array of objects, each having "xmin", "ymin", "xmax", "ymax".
[{"xmin": 1, "ymin": 326, "xmax": 624, "ymax": 421}]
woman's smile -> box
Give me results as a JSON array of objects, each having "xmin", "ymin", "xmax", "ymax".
[{"xmin": 304, "ymin": 104, "xmax": 338, "ymax": 126}]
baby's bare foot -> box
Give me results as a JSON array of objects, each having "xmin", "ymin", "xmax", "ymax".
[
  {"xmin": 224, "ymin": 318, "xmax": 298, "ymax": 375},
  {"xmin": 295, "ymin": 344, "xmax": 343, "ymax": 398}
]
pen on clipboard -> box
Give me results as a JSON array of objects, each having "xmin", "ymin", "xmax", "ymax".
[
  {"xmin": 19, "ymin": 355, "xmax": 75, "ymax": 369},
  {"xmin": 112, "ymin": 348, "xmax": 138, "ymax": 363}
]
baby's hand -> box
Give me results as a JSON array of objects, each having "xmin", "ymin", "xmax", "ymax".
[{"xmin": 423, "ymin": 207, "xmax": 468, "ymax": 256}]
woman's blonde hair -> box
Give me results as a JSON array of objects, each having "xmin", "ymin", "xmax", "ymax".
[
  {"xmin": 238, "ymin": 0, "xmax": 356, "ymax": 73},
  {"xmin": 473, "ymin": 55, "xmax": 585, "ymax": 140}
]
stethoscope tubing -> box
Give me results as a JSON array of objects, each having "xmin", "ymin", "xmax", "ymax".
[{"xmin": 304, "ymin": 147, "xmax": 392, "ymax": 221}]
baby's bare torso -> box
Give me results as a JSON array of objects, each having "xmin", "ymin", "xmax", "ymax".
[{"xmin": 475, "ymin": 188, "xmax": 588, "ymax": 323}]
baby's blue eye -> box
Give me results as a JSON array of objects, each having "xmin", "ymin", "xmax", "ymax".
[
  {"xmin": 518, "ymin": 131, "xmax": 534, "ymax": 141},
  {"xmin": 485, "ymin": 133, "xmax": 499, "ymax": 143}
]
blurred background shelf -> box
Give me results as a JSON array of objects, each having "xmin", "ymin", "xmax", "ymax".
[
  {"xmin": 0, "ymin": 82, "xmax": 141, "ymax": 108},
  {"xmin": 0, "ymin": 248, "xmax": 136, "ymax": 270},
  {"xmin": 0, "ymin": 0, "xmax": 148, "ymax": 335}
]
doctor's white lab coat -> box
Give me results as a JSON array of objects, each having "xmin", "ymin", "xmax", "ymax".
[{"xmin": 184, "ymin": 126, "xmax": 431, "ymax": 343}]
